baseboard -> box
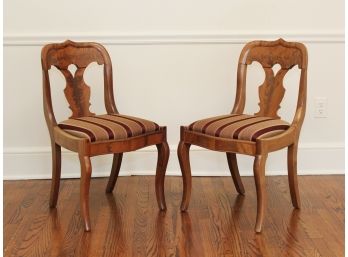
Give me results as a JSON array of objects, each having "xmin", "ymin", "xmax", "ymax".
[{"xmin": 3, "ymin": 143, "xmax": 344, "ymax": 180}]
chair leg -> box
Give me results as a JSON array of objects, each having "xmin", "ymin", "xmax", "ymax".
[
  {"xmin": 253, "ymin": 154, "xmax": 268, "ymax": 233},
  {"xmin": 226, "ymin": 153, "xmax": 245, "ymax": 195},
  {"xmin": 155, "ymin": 142, "xmax": 170, "ymax": 211},
  {"xmin": 177, "ymin": 141, "xmax": 192, "ymax": 211},
  {"xmin": 49, "ymin": 142, "xmax": 61, "ymax": 208},
  {"xmin": 79, "ymin": 154, "xmax": 92, "ymax": 232},
  {"xmin": 288, "ymin": 142, "xmax": 301, "ymax": 208},
  {"xmin": 106, "ymin": 153, "xmax": 123, "ymax": 193}
]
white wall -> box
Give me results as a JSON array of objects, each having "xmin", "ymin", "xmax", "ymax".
[{"xmin": 4, "ymin": 0, "xmax": 344, "ymax": 179}]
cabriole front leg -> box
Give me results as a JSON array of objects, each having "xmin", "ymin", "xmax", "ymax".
[
  {"xmin": 155, "ymin": 142, "xmax": 170, "ymax": 211},
  {"xmin": 253, "ymin": 154, "xmax": 268, "ymax": 233},
  {"xmin": 178, "ymin": 141, "xmax": 192, "ymax": 211},
  {"xmin": 79, "ymin": 154, "xmax": 92, "ymax": 232},
  {"xmin": 288, "ymin": 141, "xmax": 301, "ymax": 208},
  {"xmin": 49, "ymin": 142, "xmax": 61, "ymax": 208}
]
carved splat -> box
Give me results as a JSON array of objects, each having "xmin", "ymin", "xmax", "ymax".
[
  {"xmin": 59, "ymin": 64, "xmax": 95, "ymax": 118},
  {"xmin": 254, "ymin": 66, "xmax": 288, "ymax": 118}
]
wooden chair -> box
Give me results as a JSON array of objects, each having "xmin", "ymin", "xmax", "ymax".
[
  {"xmin": 41, "ymin": 40, "xmax": 169, "ymax": 231},
  {"xmin": 177, "ymin": 39, "xmax": 308, "ymax": 233}
]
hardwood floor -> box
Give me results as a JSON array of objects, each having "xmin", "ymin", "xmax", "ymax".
[{"xmin": 4, "ymin": 175, "xmax": 344, "ymax": 257}]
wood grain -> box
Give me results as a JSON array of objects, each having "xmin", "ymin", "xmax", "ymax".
[{"xmin": 4, "ymin": 175, "xmax": 344, "ymax": 257}]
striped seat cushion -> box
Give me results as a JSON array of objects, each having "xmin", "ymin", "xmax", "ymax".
[
  {"xmin": 58, "ymin": 114, "xmax": 160, "ymax": 142},
  {"xmin": 188, "ymin": 114, "xmax": 290, "ymax": 142}
]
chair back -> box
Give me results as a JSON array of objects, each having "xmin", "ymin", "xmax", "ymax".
[
  {"xmin": 233, "ymin": 39, "xmax": 308, "ymax": 120},
  {"xmin": 41, "ymin": 40, "xmax": 117, "ymax": 122}
]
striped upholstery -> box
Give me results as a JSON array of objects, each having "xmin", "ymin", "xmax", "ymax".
[
  {"xmin": 188, "ymin": 114, "xmax": 290, "ymax": 142},
  {"xmin": 58, "ymin": 114, "xmax": 160, "ymax": 142}
]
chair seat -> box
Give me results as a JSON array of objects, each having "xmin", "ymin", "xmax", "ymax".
[
  {"xmin": 58, "ymin": 114, "xmax": 160, "ymax": 142},
  {"xmin": 188, "ymin": 114, "xmax": 290, "ymax": 142}
]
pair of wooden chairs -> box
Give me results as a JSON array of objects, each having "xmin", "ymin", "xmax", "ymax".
[{"xmin": 41, "ymin": 39, "xmax": 307, "ymax": 233}]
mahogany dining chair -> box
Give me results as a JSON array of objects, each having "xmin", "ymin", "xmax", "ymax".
[
  {"xmin": 177, "ymin": 39, "xmax": 308, "ymax": 232},
  {"xmin": 41, "ymin": 40, "xmax": 169, "ymax": 231}
]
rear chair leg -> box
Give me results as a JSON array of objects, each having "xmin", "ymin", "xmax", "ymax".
[
  {"xmin": 106, "ymin": 153, "xmax": 123, "ymax": 193},
  {"xmin": 226, "ymin": 152, "xmax": 245, "ymax": 195}
]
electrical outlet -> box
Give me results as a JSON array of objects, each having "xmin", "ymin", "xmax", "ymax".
[{"xmin": 314, "ymin": 97, "xmax": 328, "ymax": 118}]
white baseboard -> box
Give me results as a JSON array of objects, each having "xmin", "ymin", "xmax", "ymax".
[{"xmin": 3, "ymin": 143, "xmax": 344, "ymax": 180}]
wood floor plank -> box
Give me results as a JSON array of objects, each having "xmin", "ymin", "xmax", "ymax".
[
  {"xmin": 4, "ymin": 183, "xmax": 49, "ymax": 257},
  {"xmin": 102, "ymin": 194, "xmax": 126, "ymax": 257},
  {"xmin": 145, "ymin": 177, "xmax": 176, "ymax": 257},
  {"xmin": 4, "ymin": 181, "xmax": 39, "ymax": 248},
  {"xmin": 4, "ymin": 175, "xmax": 344, "ymax": 257}
]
